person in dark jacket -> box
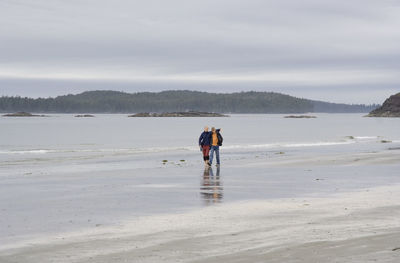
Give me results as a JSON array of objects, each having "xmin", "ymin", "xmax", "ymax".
[
  {"xmin": 209, "ymin": 127, "xmax": 223, "ymax": 166},
  {"xmin": 199, "ymin": 126, "xmax": 212, "ymax": 166}
]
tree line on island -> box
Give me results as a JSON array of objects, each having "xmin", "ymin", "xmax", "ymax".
[{"xmin": 0, "ymin": 90, "xmax": 378, "ymax": 114}]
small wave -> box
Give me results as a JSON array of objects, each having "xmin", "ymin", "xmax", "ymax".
[
  {"xmin": 0, "ymin": 137, "xmax": 382, "ymax": 156},
  {"xmin": 223, "ymin": 141, "xmax": 354, "ymax": 150},
  {"xmin": 353, "ymin": 136, "xmax": 379, "ymax": 140},
  {"xmin": 284, "ymin": 141, "xmax": 354, "ymax": 147},
  {"xmin": 0, "ymin": 149, "xmax": 57, "ymax": 154},
  {"xmin": 0, "ymin": 147, "xmax": 196, "ymax": 155}
]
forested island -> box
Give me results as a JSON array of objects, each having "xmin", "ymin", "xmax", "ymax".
[
  {"xmin": 366, "ymin": 92, "xmax": 400, "ymax": 117},
  {"xmin": 0, "ymin": 90, "xmax": 378, "ymax": 114}
]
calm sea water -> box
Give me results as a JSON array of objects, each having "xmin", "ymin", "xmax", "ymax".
[
  {"xmin": 0, "ymin": 113, "xmax": 399, "ymax": 166},
  {"xmin": 0, "ymin": 114, "xmax": 399, "ymax": 246}
]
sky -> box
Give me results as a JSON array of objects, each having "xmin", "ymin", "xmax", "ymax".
[{"xmin": 0, "ymin": 0, "xmax": 399, "ymax": 104}]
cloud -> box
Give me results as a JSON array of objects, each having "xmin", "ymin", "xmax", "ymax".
[{"xmin": 0, "ymin": 0, "xmax": 399, "ymax": 103}]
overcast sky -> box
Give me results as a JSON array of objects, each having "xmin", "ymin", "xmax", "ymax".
[{"xmin": 1, "ymin": 0, "xmax": 399, "ymax": 103}]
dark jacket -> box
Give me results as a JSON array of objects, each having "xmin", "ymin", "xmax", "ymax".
[
  {"xmin": 199, "ymin": 131, "xmax": 212, "ymax": 146},
  {"xmin": 199, "ymin": 129, "xmax": 223, "ymax": 146},
  {"xmin": 216, "ymin": 130, "xmax": 223, "ymax": 146}
]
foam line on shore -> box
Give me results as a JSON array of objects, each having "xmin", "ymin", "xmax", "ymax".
[{"xmin": 0, "ymin": 136, "xmax": 386, "ymax": 156}]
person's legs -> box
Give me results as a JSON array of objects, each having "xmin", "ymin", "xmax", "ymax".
[
  {"xmin": 215, "ymin": 146, "xmax": 220, "ymax": 165},
  {"xmin": 205, "ymin": 146, "xmax": 210, "ymax": 165},
  {"xmin": 202, "ymin": 146, "xmax": 210, "ymax": 165},
  {"xmin": 209, "ymin": 146, "xmax": 215, "ymax": 165}
]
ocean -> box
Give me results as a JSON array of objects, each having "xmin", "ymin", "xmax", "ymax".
[{"xmin": 1, "ymin": 113, "xmax": 399, "ymax": 166}]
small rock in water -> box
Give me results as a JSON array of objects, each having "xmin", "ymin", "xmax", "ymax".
[
  {"xmin": 3, "ymin": 112, "xmax": 47, "ymax": 117},
  {"xmin": 75, "ymin": 114, "xmax": 95, "ymax": 117},
  {"xmin": 284, "ymin": 115, "xmax": 317, "ymax": 119},
  {"xmin": 128, "ymin": 111, "xmax": 228, "ymax": 117}
]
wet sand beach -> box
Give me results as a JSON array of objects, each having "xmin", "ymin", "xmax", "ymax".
[
  {"xmin": 1, "ymin": 148, "xmax": 400, "ymax": 263},
  {"xmin": 1, "ymin": 114, "xmax": 400, "ymax": 262}
]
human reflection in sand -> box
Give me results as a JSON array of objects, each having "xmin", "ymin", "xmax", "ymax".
[{"xmin": 200, "ymin": 167, "xmax": 223, "ymax": 205}]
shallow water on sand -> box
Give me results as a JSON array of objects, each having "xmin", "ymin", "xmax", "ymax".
[{"xmin": 0, "ymin": 113, "xmax": 399, "ymax": 247}]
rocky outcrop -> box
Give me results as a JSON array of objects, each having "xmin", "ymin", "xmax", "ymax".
[
  {"xmin": 75, "ymin": 114, "xmax": 95, "ymax": 117},
  {"xmin": 284, "ymin": 115, "xmax": 317, "ymax": 119},
  {"xmin": 366, "ymin": 93, "xmax": 400, "ymax": 117},
  {"xmin": 128, "ymin": 111, "xmax": 228, "ymax": 117},
  {"xmin": 3, "ymin": 112, "xmax": 47, "ymax": 117}
]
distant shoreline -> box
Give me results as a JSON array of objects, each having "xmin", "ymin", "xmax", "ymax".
[
  {"xmin": 0, "ymin": 112, "xmax": 378, "ymax": 117},
  {"xmin": 0, "ymin": 90, "xmax": 378, "ymax": 114}
]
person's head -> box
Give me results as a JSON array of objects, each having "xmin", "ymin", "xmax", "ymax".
[
  {"xmin": 204, "ymin": 126, "xmax": 209, "ymax": 132},
  {"xmin": 211, "ymin": 127, "xmax": 216, "ymax": 133}
]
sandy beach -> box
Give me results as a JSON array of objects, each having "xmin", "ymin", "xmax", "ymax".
[
  {"xmin": 2, "ymin": 0, "xmax": 400, "ymax": 260},
  {"xmin": 1, "ymin": 147, "xmax": 399, "ymax": 263}
]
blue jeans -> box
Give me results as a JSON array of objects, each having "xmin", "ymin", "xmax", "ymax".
[{"xmin": 209, "ymin": 146, "xmax": 220, "ymax": 165}]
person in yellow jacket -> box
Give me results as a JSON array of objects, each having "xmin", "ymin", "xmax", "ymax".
[{"xmin": 209, "ymin": 127, "xmax": 223, "ymax": 166}]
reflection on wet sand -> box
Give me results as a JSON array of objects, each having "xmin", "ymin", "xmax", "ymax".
[{"xmin": 200, "ymin": 167, "xmax": 223, "ymax": 205}]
